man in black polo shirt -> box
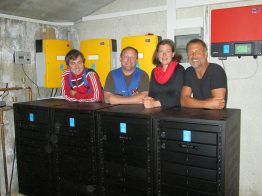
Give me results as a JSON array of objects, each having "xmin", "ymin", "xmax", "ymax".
[{"xmin": 180, "ymin": 39, "xmax": 227, "ymax": 109}]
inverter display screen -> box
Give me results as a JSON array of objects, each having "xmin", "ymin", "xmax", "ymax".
[{"xmin": 235, "ymin": 43, "xmax": 252, "ymax": 55}]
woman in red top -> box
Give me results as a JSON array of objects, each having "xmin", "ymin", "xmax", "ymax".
[
  {"xmin": 143, "ymin": 39, "xmax": 185, "ymax": 108},
  {"xmin": 62, "ymin": 49, "xmax": 103, "ymax": 102}
]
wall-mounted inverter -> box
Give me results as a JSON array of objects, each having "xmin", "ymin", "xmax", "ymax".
[
  {"xmin": 80, "ymin": 39, "xmax": 117, "ymax": 87},
  {"xmin": 211, "ymin": 4, "xmax": 262, "ymax": 57},
  {"xmin": 36, "ymin": 40, "xmax": 72, "ymax": 88},
  {"xmin": 122, "ymin": 35, "xmax": 162, "ymax": 77}
]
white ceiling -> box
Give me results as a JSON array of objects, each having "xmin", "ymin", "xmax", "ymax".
[{"xmin": 0, "ymin": 0, "xmax": 116, "ymax": 22}]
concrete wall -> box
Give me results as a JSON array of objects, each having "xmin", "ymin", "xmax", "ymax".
[
  {"xmin": 208, "ymin": 2, "xmax": 262, "ymax": 195},
  {"xmin": 75, "ymin": 0, "xmax": 166, "ymax": 68},
  {"xmin": 75, "ymin": 0, "xmax": 262, "ymax": 196},
  {"xmin": 0, "ymin": 18, "xmax": 73, "ymax": 195},
  {"xmin": 0, "ymin": 0, "xmax": 262, "ymax": 195}
]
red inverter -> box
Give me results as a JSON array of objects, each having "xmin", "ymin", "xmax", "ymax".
[{"xmin": 211, "ymin": 4, "xmax": 262, "ymax": 57}]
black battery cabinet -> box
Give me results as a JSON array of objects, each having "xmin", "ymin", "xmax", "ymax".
[
  {"xmin": 154, "ymin": 108, "xmax": 241, "ymax": 196},
  {"xmin": 96, "ymin": 105, "xmax": 162, "ymax": 196},
  {"xmin": 13, "ymin": 98, "xmax": 67, "ymax": 196},
  {"xmin": 51, "ymin": 102, "xmax": 111, "ymax": 196},
  {"xmin": 14, "ymin": 99, "xmax": 241, "ymax": 196}
]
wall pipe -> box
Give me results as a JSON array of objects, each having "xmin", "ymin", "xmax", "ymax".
[
  {"xmin": 0, "ymin": 86, "xmax": 32, "ymax": 195},
  {"xmin": 0, "ymin": 87, "xmax": 32, "ymax": 102},
  {"xmin": 0, "ymin": 107, "xmax": 12, "ymax": 195}
]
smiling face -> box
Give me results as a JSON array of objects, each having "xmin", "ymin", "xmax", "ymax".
[
  {"xmin": 187, "ymin": 42, "xmax": 208, "ymax": 69},
  {"xmin": 120, "ymin": 48, "xmax": 138, "ymax": 75},
  {"xmin": 157, "ymin": 44, "xmax": 175, "ymax": 68},
  {"xmin": 68, "ymin": 55, "xmax": 85, "ymax": 76}
]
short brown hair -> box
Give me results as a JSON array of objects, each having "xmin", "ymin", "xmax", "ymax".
[
  {"xmin": 120, "ymin": 46, "xmax": 138, "ymax": 59},
  {"xmin": 65, "ymin": 49, "xmax": 85, "ymax": 66},
  {"xmin": 186, "ymin": 39, "xmax": 207, "ymax": 52}
]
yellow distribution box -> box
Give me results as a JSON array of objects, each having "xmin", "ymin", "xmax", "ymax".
[
  {"xmin": 36, "ymin": 39, "xmax": 72, "ymax": 88},
  {"xmin": 80, "ymin": 39, "xmax": 117, "ymax": 87},
  {"xmin": 121, "ymin": 35, "xmax": 161, "ymax": 77}
]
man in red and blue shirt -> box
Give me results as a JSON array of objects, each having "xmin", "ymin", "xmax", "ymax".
[{"xmin": 62, "ymin": 49, "xmax": 103, "ymax": 102}]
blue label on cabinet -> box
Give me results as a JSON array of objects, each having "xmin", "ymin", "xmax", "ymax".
[
  {"xmin": 183, "ymin": 130, "xmax": 191, "ymax": 142},
  {"xmin": 120, "ymin": 123, "xmax": 127, "ymax": 134},
  {"xmin": 29, "ymin": 113, "xmax": 34, "ymax": 122},
  {"xmin": 69, "ymin": 117, "xmax": 75, "ymax": 127}
]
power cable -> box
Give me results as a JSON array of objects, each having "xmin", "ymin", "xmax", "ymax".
[
  {"xmin": 50, "ymin": 88, "xmax": 54, "ymax": 97},
  {"xmin": 221, "ymin": 58, "xmax": 259, "ymax": 80},
  {"xmin": 8, "ymin": 144, "xmax": 16, "ymax": 196},
  {"xmin": 54, "ymin": 88, "xmax": 58, "ymax": 97},
  {"xmin": 21, "ymin": 64, "xmax": 41, "ymax": 97},
  {"xmin": 221, "ymin": 60, "xmax": 226, "ymax": 71},
  {"xmin": 0, "ymin": 83, "xmax": 8, "ymax": 98},
  {"xmin": 2, "ymin": 90, "xmax": 9, "ymax": 100}
]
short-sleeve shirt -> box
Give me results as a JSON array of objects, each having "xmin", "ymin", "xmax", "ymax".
[
  {"xmin": 184, "ymin": 63, "xmax": 227, "ymax": 100},
  {"xmin": 104, "ymin": 68, "xmax": 149, "ymax": 94}
]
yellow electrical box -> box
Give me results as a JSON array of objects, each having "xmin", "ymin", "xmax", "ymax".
[
  {"xmin": 80, "ymin": 39, "xmax": 117, "ymax": 87},
  {"xmin": 36, "ymin": 39, "xmax": 72, "ymax": 88},
  {"xmin": 121, "ymin": 35, "xmax": 161, "ymax": 77}
]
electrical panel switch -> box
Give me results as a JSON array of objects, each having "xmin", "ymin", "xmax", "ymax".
[{"xmin": 14, "ymin": 51, "xmax": 31, "ymax": 64}]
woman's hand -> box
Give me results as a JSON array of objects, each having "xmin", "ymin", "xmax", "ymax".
[{"xmin": 143, "ymin": 97, "xmax": 161, "ymax": 108}]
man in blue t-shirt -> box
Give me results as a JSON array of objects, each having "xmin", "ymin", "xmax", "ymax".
[
  {"xmin": 104, "ymin": 46, "xmax": 149, "ymax": 104},
  {"xmin": 181, "ymin": 39, "xmax": 227, "ymax": 109}
]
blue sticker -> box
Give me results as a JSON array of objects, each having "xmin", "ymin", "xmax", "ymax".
[
  {"xmin": 120, "ymin": 123, "xmax": 127, "ymax": 134},
  {"xmin": 29, "ymin": 113, "xmax": 34, "ymax": 122},
  {"xmin": 223, "ymin": 44, "xmax": 230, "ymax": 54},
  {"xmin": 183, "ymin": 130, "xmax": 191, "ymax": 142},
  {"xmin": 91, "ymin": 63, "xmax": 96, "ymax": 70},
  {"xmin": 136, "ymin": 62, "xmax": 139, "ymax": 68},
  {"xmin": 69, "ymin": 118, "xmax": 75, "ymax": 127},
  {"xmin": 60, "ymin": 64, "xmax": 64, "ymax": 71}
]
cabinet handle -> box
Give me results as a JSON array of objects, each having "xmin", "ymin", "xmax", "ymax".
[
  {"xmin": 50, "ymin": 134, "xmax": 58, "ymax": 144},
  {"xmin": 161, "ymin": 143, "xmax": 166, "ymax": 149},
  {"xmin": 54, "ymin": 122, "xmax": 60, "ymax": 134},
  {"xmin": 160, "ymin": 132, "xmax": 166, "ymax": 138}
]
